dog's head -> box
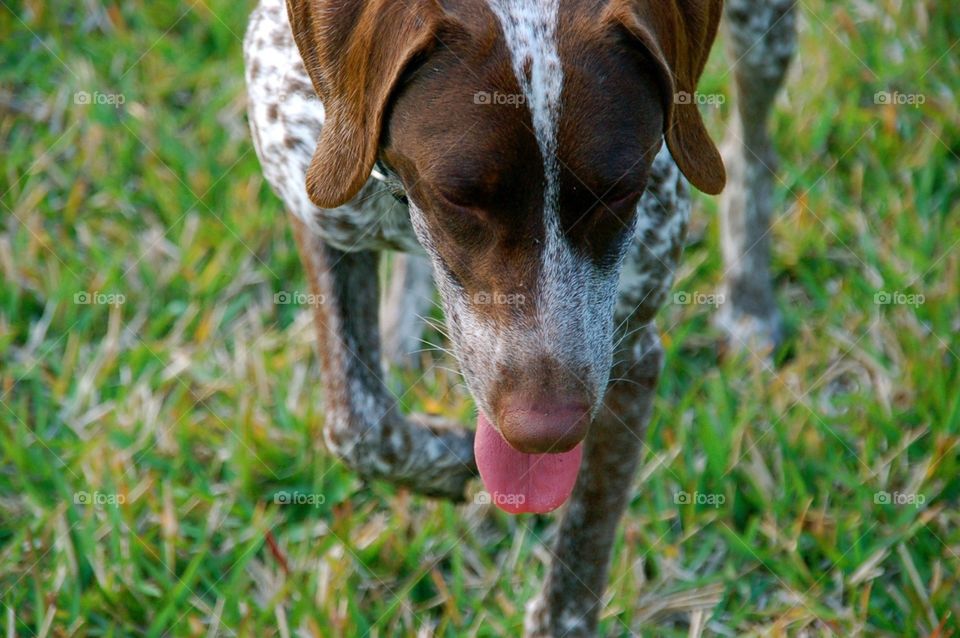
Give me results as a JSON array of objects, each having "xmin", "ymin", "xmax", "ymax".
[{"xmin": 288, "ymin": 0, "xmax": 723, "ymax": 509}]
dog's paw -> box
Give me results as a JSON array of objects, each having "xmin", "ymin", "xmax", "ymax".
[
  {"xmin": 714, "ymin": 304, "xmax": 783, "ymax": 359},
  {"xmin": 403, "ymin": 413, "xmax": 477, "ymax": 499}
]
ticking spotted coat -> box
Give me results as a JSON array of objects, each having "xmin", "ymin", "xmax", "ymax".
[
  {"xmin": 245, "ymin": 0, "xmax": 422, "ymax": 253},
  {"xmin": 244, "ymin": 0, "xmax": 796, "ymax": 635}
]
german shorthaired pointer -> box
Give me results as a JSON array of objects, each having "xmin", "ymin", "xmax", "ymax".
[{"xmin": 244, "ymin": 0, "xmax": 796, "ymax": 634}]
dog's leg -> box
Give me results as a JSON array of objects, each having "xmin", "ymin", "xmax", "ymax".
[
  {"xmin": 290, "ymin": 215, "xmax": 476, "ymax": 500},
  {"xmin": 525, "ymin": 151, "xmax": 686, "ymax": 637},
  {"xmin": 716, "ymin": 0, "xmax": 797, "ymax": 352},
  {"xmin": 380, "ymin": 253, "xmax": 434, "ymax": 370},
  {"xmin": 525, "ymin": 326, "xmax": 662, "ymax": 638}
]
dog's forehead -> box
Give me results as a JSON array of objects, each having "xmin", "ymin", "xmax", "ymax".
[
  {"xmin": 428, "ymin": 0, "xmax": 646, "ymax": 183},
  {"xmin": 460, "ymin": 1, "xmax": 657, "ymax": 212},
  {"xmin": 484, "ymin": 0, "xmax": 564, "ymax": 194},
  {"xmin": 432, "ymin": 1, "xmax": 593, "ymax": 190},
  {"xmin": 391, "ymin": 0, "xmax": 664, "ymax": 229}
]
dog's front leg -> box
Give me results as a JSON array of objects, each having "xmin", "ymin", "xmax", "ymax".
[
  {"xmin": 290, "ymin": 215, "xmax": 476, "ymax": 500},
  {"xmin": 380, "ymin": 253, "xmax": 434, "ymax": 370},
  {"xmin": 525, "ymin": 325, "xmax": 663, "ymax": 638},
  {"xmin": 524, "ymin": 149, "xmax": 685, "ymax": 637}
]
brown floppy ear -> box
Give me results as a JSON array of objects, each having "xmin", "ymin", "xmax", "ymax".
[
  {"xmin": 606, "ymin": 0, "xmax": 726, "ymax": 194},
  {"xmin": 286, "ymin": 0, "xmax": 441, "ymax": 208}
]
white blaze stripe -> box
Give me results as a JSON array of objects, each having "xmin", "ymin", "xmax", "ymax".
[
  {"xmin": 486, "ymin": 0, "xmax": 576, "ymax": 341},
  {"xmin": 486, "ymin": 0, "xmax": 563, "ymax": 214},
  {"xmin": 415, "ymin": 1, "xmax": 618, "ymax": 418},
  {"xmin": 486, "ymin": 1, "xmax": 616, "ymax": 406}
]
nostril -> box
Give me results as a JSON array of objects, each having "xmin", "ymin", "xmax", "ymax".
[{"xmin": 498, "ymin": 400, "xmax": 592, "ymax": 454}]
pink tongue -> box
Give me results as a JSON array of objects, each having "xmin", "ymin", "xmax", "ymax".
[{"xmin": 474, "ymin": 412, "xmax": 583, "ymax": 514}]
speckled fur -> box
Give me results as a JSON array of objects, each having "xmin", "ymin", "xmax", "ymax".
[
  {"xmin": 244, "ymin": 0, "xmax": 421, "ymax": 253},
  {"xmin": 523, "ymin": 157, "xmax": 678, "ymax": 638},
  {"xmin": 617, "ymin": 147, "xmax": 690, "ymax": 323},
  {"xmin": 527, "ymin": 3, "xmax": 796, "ymax": 633},
  {"xmin": 408, "ymin": 0, "xmax": 629, "ymax": 424},
  {"xmin": 243, "ymin": 0, "xmax": 794, "ymax": 635},
  {"xmin": 290, "ymin": 215, "xmax": 477, "ymax": 500}
]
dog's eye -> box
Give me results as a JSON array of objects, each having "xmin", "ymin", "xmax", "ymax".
[
  {"xmin": 435, "ymin": 187, "xmax": 480, "ymax": 210},
  {"xmin": 567, "ymin": 169, "xmax": 647, "ymax": 212},
  {"xmin": 603, "ymin": 189, "xmax": 643, "ymax": 209},
  {"xmin": 578, "ymin": 185, "xmax": 645, "ymax": 235},
  {"xmin": 429, "ymin": 187, "xmax": 494, "ymax": 228},
  {"xmin": 426, "ymin": 162, "xmax": 532, "ymax": 215},
  {"xmin": 429, "ymin": 177, "xmax": 507, "ymax": 219}
]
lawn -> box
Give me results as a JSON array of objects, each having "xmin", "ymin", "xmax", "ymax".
[{"xmin": 1, "ymin": 0, "xmax": 959, "ymax": 636}]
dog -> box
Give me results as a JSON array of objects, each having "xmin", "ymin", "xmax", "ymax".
[{"xmin": 244, "ymin": 0, "xmax": 796, "ymax": 634}]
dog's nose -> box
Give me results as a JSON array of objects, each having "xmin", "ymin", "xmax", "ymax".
[{"xmin": 497, "ymin": 399, "xmax": 591, "ymax": 454}]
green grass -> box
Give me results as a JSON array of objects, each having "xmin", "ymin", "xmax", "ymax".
[{"xmin": 1, "ymin": 0, "xmax": 959, "ymax": 636}]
